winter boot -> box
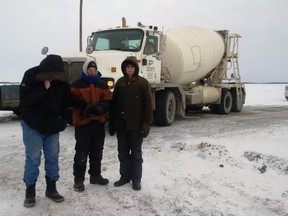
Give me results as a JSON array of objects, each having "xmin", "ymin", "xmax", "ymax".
[
  {"xmin": 90, "ymin": 175, "xmax": 109, "ymax": 185},
  {"xmin": 114, "ymin": 177, "xmax": 130, "ymax": 187},
  {"xmin": 132, "ymin": 181, "xmax": 141, "ymax": 191},
  {"xmin": 45, "ymin": 176, "xmax": 64, "ymax": 202},
  {"xmin": 131, "ymin": 158, "xmax": 143, "ymax": 191},
  {"xmin": 115, "ymin": 155, "xmax": 131, "ymax": 185},
  {"xmin": 74, "ymin": 178, "xmax": 85, "ymax": 192},
  {"xmin": 24, "ymin": 183, "xmax": 36, "ymax": 208}
]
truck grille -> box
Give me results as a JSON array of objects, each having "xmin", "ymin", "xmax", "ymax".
[{"xmin": 63, "ymin": 62, "xmax": 84, "ymax": 83}]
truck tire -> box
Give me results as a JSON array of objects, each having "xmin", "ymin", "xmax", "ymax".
[
  {"xmin": 209, "ymin": 104, "xmax": 219, "ymax": 114},
  {"xmin": 218, "ymin": 90, "xmax": 232, "ymax": 114},
  {"xmin": 231, "ymin": 88, "xmax": 244, "ymax": 112},
  {"xmin": 153, "ymin": 90, "xmax": 176, "ymax": 126}
]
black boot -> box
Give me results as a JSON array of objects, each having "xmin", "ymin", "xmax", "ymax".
[
  {"xmin": 114, "ymin": 155, "xmax": 131, "ymax": 187},
  {"xmin": 73, "ymin": 178, "xmax": 85, "ymax": 192},
  {"xmin": 24, "ymin": 183, "xmax": 36, "ymax": 208},
  {"xmin": 90, "ymin": 175, "xmax": 109, "ymax": 185},
  {"xmin": 45, "ymin": 176, "xmax": 64, "ymax": 202},
  {"xmin": 114, "ymin": 178, "xmax": 130, "ymax": 187},
  {"xmin": 131, "ymin": 158, "xmax": 143, "ymax": 191},
  {"xmin": 73, "ymin": 152, "xmax": 87, "ymax": 191},
  {"xmin": 132, "ymin": 181, "xmax": 141, "ymax": 191}
]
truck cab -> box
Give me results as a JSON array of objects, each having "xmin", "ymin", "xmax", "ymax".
[{"xmin": 62, "ymin": 23, "xmax": 163, "ymax": 87}]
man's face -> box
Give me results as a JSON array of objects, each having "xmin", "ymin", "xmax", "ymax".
[
  {"xmin": 87, "ymin": 67, "xmax": 97, "ymax": 77},
  {"xmin": 126, "ymin": 64, "xmax": 135, "ymax": 77}
]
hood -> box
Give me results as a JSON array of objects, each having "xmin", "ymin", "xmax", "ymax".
[
  {"xmin": 121, "ymin": 56, "xmax": 139, "ymax": 76},
  {"xmin": 36, "ymin": 54, "xmax": 68, "ymax": 81}
]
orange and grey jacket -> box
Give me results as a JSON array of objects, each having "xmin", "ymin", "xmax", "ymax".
[{"xmin": 70, "ymin": 75, "xmax": 112, "ymax": 127}]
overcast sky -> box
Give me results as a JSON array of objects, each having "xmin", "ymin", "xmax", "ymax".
[{"xmin": 1, "ymin": 0, "xmax": 288, "ymax": 82}]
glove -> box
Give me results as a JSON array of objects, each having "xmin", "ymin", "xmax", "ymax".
[
  {"xmin": 109, "ymin": 122, "xmax": 115, "ymax": 136},
  {"xmin": 80, "ymin": 108, "xmax": 92, "ymax": 118},
  {"xmin": 141, "ymin": 123, "xmax": 150, "ymax": 138},
  {"xmin": 88, "ymin": 104, "xmax": 105, "ymax": 115}
]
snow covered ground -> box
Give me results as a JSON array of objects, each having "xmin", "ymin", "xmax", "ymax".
[{"xmin": 0, "ymin": 84, "xmax": 287, "ymax": 216}]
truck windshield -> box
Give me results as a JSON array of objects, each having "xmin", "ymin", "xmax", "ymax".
[{"xmin": 92, "ymin": 29, "xmax": 144, "ymax": 52}]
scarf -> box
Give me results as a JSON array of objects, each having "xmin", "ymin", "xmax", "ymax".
[{"xmin": 80, "ymin": 71, "xmax": 102, "ymax": 83}]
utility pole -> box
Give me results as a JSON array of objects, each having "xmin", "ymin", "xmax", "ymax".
[{"xmin": 79, "ymin": 0, "xmax": 83, "ymax": 51}]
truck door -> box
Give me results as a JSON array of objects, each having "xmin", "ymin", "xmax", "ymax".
[{"xmin": 141, "ymin": 34, "xmax": 161, "ymax": 83}]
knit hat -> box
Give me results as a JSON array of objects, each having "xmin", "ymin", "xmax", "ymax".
[
  {"xmin": 36, "ymin": 54, "xmax": 67, "ymax": 81},
  {"xmin": 83, "ymin": 60, "xmax": 97, "ymax": 75},
  {"xmin": 121, "ymin": 56, "xmax": 139, "ymax": 76}
]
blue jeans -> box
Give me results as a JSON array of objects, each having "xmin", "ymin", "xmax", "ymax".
[{"xmin": 21, "ymin": 120, "xmax": 60, "ymax": 186}]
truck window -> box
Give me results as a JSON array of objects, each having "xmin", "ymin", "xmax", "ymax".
[
  {"xmin": 92, "ymin": 29, "xmax": 144, "ymax": 52},
  {"xmin": 144, "ymin": 35, "xmax": 158, "ymax": 54},
  {"xmin": 95, "ymin": 38, "xmax": 109, "ymax": 50}
]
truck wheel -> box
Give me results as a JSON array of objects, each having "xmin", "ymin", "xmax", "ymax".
[
  {"xmin": 218, "ymin": 90, "xmax": 232, "ymax": 114},
  {"xmin": 231, "ymin": 88, "xmax": 244, "ymax": 112},
  {"xmin": 209, "ymin": 104, "xmax": 219, "ymax": 114},
  {"xmin": 153, "ymin": 90, "xmax": 176, "ymax": 126}
]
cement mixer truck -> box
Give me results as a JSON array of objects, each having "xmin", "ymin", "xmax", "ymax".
[
  {"xmin": 0, "ymin": 18, "xmax": 245, "ymax": 126},
  {"xmin": 61, "ymin": 18, "xmax": 245, "ymax": 126}
]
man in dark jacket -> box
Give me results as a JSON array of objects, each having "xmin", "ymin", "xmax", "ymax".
[
  {"xmin": 20, "ymin": 54, "xmax": 70, "ymax": 207},
  {"xmin": 109, "ymin": 56, "xmax": 152, "ymax": 190}
]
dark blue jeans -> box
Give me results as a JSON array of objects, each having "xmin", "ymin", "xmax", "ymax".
[
  {"xmin": 21, "ymin": 120, "xmax": 60, "ymax": 186},
  {"xmin": 116, "ymin": 129, "xmax": 143, "ymax": 182}
]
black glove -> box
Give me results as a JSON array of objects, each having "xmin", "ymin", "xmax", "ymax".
[
  {"xmin": 91, "ymin": 104, "xmax": 105, "ymax": 115},
  {"xmin": 141, "ymin": 123, "xmax": 150, "ymax": 138},
  {"xmin": 80, "ymin": 108, "xmax": 92, "ymax": 118},
  {"xmin": 86, "ymin": 104, "xmax": 105, "ymax": 115}
]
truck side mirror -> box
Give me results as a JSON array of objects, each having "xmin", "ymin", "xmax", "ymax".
[
  {"xmin": 41, "ymin": 47, "xmax": 49, "ymax": 55},
  {"xmin": 86, "ymin": 45, "xmax": 94, "ymax": 54}
]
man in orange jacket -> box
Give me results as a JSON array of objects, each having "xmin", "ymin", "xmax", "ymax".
[{"xmin": 70, "ymin": 59, "xmax": 112, "ymax": 192}]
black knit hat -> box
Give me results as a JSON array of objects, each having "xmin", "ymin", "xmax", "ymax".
[
  {"xmin": 87, "ymin": 61, "xmax": 97, "ymax": 69},
  {"xmin": 83, "ymin": 60, "xmax": 98, "ymax": 75},
  {"xmin": 36, "ymin": 54, "xmax": 67, "ymax": 81}
]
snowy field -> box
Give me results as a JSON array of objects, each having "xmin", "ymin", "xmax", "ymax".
[{"xmin": 0, "ymin": 84, "xmax": 287, "ymax": 216}]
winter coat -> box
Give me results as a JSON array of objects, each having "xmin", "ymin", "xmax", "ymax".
[
  {"xmin": 110, "ymin": 56, "xmax": 153, "ymax": 131},
  {"xmin": 19, "ymin": 55, "xmax": 70, "ymax": 135},
  {"xmin": 70, "ymin": 76, "xmax": 112, "ymax": 127}
]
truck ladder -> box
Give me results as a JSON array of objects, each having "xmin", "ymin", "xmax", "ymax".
[
  {"xmin": 226, "ymin": 33, "xmax": 241, "ymax": 81},
  {"xmin": 226, "ymin": 33, "xmax": 244, "ymax": 101}
]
